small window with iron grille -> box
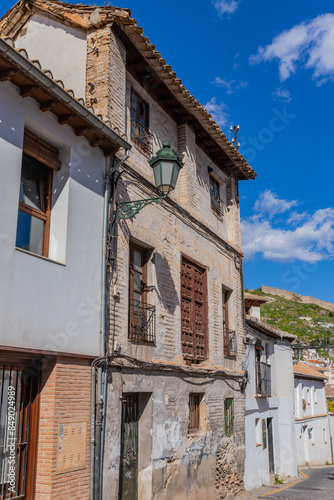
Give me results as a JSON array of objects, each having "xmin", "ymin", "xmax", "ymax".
[
  {"xmin": 224, "ymin": 398, "xmax": 234, "ymax": 437},
  {"xmin": 129, "ymin": 244, "xmax": 155, "ymax": 343},
  {"xmin": 188, "ymin": 393, "xmax": 201, "ymax": 432},
  {"xmin": 130, "ymin": 89, "xmax": 153, "ymax": 156},
  {"xmin": 209, "ymin": 175, "xmax": 224, "ymax": 217}
]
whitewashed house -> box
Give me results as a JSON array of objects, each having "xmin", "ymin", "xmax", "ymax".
[
  {"xmin": 244, "ymin": 293, "xmax": 298, "ymax": 490},
  {"xmin": 294, "ymin": 362, "xmax": 333, "ymax": 466},
  {"xmin": 0, "ymin": 35, "xmax": 130, "ymax": 500}
]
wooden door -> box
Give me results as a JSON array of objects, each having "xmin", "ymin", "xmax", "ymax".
[{"xmin": 181, "ymin": 256, "xmax": 207, "ymax": 362}]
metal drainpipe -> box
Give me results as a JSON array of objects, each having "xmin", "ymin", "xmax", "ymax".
[{"xmin": 90, "ymin": 150, "xmax": 129, "ymax": 500}]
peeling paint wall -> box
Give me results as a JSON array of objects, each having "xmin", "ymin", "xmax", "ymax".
[{"xmin": 104, "ymin": 371, "xmax": 245, "ymax": 500}]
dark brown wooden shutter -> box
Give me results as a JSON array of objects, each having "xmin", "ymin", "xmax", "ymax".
[
  {"xmin": 23, "ymin": 129, "xmax": 61, "ymax": 171},
  {"xmin": 181, "ymin": 256, "xmax": 208, "ymax": 362}
]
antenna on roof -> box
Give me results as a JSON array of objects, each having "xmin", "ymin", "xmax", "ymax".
[{"xmin": 230, "ymin": 125, "xmax": 240, "ymax": 150}]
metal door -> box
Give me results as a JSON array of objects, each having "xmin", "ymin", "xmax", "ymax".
[
  {"xmin": 267, "ymin": 418, "xmax": 275, "ymax": 473},
  {"xmin": 119, "ymin": 394, "xmax": 139, "ymax": 500}
]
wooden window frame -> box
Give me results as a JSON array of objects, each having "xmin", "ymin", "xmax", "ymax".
[
  {"xmin": 17, "ymin": 130, "xmax": 60, "ymax": 258},
  {"xmin": 181, "ymin": 254, "xmax": 209, "ymax": 363},
  {"xmin": 209, "ymin": 174, "xmax": 224, "ymax": 217},
  {"xmin": 129, "ymin": 244, "xmax": 148, "ymax": 305},
  {"xmin": 188, "ymin": 393, "xmax": 201, "ymax": 432},
  {"xmin": 128, "ymin": 244, "xmax": 156, "ymax": 343},
  {"xmin": 224, "ymin": 397, "xmax": 235, "ymax": 437},
  {"xmin": 130, "ymin": 89, "xmax": 149, "ymax": 129}
]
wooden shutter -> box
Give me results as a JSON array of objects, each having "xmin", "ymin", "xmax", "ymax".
[
  {"xmin": 181, "ymin": 256, "xmax": 208, "ymax": 362},
  {"xmin": 23, "ymin": 129, "xmax": 61, "ymax": 171}
]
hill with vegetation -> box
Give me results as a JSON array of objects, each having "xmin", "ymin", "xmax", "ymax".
[{"xmin": 245, "ymin": 288, "xmax": 334, "ymax": 349}]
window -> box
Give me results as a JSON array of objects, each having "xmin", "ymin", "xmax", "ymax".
[
  {"xmin": 130, "ymin": 90, "xmax": 152, "ymax": 155},
  {"xmin": 129, "ymin": 244, "xmax": 155, "ymax": 343},
  {"xmin": 188, "ymin": 394, "xmax": 201, "ymax": 432},
  {"xmin": 181, "ymin": 255, "xmax": 208, "ymax": 363},
  {"xmin": 224, "ymin": 398, "xmax": 234, "ymax": 437},
  {"xmin": 16, "ymin": 130, "xmax": 60, "ymax": 258},
  {"xmin": 209, "ymin": 175, "xmax": 224, "ymax": 217},
  {"xmin": 255, "ymin": 341, "xmax": 271, "ymax": 397},
  {"xmin": 0, "ymin": 361, "xmax": 40, "ymax": 500},
  {"xmin": 222, "ymin": 288, "xmax": 236, "ymax": 358}
]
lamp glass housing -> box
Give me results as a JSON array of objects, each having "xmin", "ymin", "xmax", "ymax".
[{"xmin": 149, "ymin": 141, "xmax": 183, "ymax": 196}]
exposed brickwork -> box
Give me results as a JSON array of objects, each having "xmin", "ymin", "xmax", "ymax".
[{"xmin": 35, "ymin": 357, "xmax": 91, "ymax": 500}]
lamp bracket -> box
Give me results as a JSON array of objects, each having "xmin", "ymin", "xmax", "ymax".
[{"xmin": 116, "ymin": 195, "xmax": 166, "ymax": 220}]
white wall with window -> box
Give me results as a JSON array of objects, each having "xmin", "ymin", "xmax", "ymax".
[
  {"xmin": 294, "ymin": 374, "xmax": 332, "ymax": 466},
  {"xmin": 0, "ymin": 79, "xmax": 107, "ymax": 356}
]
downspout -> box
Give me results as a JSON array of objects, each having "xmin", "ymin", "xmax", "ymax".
[{"xmin": 90, "ymin": 149, "xmax": 130, "ymax": 500}]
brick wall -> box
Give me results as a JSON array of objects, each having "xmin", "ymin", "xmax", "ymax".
[{"xmin": 35, "ymin": 356, "xmax": 91, "ymax": 500}]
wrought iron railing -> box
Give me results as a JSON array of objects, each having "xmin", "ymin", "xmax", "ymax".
[
  {"xmin": 257, "ymin": 362, "xmax": 271, "ymax": 397},
  {"xmin": 210, "ymin": 189, "xmax": 225, "ymax": 217},
  {"xmin": 224, "ymin": 329, "xmax": 237, "ymax": 357},
  {"xmin": 129, "ymin": 299, "xmax": 156, "ymax": 343},
  {"xmin": 131, "ymin": 119, "xmax": 153, "ymax": 156}
]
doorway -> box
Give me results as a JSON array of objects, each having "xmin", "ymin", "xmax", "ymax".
[
  {"xmin": 119, "ymin": 394, "xmax": 139, "ymax": 500},
  {"xmin": 267, "ymin": 418, "xmax": 275, "ymax": 473}
]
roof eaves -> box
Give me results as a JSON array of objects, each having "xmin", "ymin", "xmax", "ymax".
[
  {"xmin": 246, "ymin": 317, "xmax": 296, "ymax": 341},
  {"xmin": 0, "ymin": 35, "xmax": 131, "ymax": 152},
  {"xmin": 114, "ymin": 15, "xmax": 256, "ymax": 180}
]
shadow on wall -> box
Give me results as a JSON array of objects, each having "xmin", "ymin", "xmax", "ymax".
[{"xmin": 153, "ymin": 251, "xmax": 179, "ymax": 314}]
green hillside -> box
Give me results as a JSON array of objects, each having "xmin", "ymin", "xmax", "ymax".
[{"xmin": 245, "ymin": 289, "xmax": 334, "ymax": 348}]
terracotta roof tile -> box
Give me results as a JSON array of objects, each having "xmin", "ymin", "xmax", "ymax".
[
  {"xmin": 1, "ymin": 0, "xmax": 256, "ymax": 180},
  {"xmin": 293, "ymin": 362, "xmax": 327, "ymax": 380},
  {"xmin": 246, "ymin": 317, "xmax": 296, "ymax": 341}
]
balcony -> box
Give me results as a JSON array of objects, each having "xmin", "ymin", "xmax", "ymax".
[
  {"xmin": 131, "ymin": 119, "xmax": 153, "ymax": 156},
  {"xmin": 210, "ymin": 189, "xmax": 225, "ymax": 217},
  {"xmin": 129, "ymin": 299, "xmax": 156, "ymax": 343},
  {"xmin": 256, "ymin": 362, "xmax": 272, "ymax": 397},
  {"xmin": 224, "ymin": 329, "xmax": 237, "ymax": 358}
]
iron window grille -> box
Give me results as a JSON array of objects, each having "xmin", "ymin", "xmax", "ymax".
[
  {"xmin": 129, "ymin": 299, "xmax": 156, "ymax": 343},
  {"xmin": 131, "ymin": 119, "xmax": 153, "ymax": 156},
  {"xmin": 224, "ymin": 398, "xmax": 235, "ymax": 437},
  {"xmin": 256, "ymin": 362, "xmax": 271, "ymax": 397},
  {"xmin": 223, "ymin": 329, "xmax": 237, "ymax": 358}
]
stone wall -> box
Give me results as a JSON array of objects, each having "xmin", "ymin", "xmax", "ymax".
[{"xmin": 260, "ymin": 286, "xmax": 334, "ymax": 311}]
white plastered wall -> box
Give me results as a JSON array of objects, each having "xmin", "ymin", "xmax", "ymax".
[
  {"xmin": 0, "ymin": 81, "xmax": 106, "ymax": 356},
  {"xmin": 16, "ymin": 13, "xmax": 87, "ymax": 98}
]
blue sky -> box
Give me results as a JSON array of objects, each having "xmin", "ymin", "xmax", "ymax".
[{"xmin": 1, "ymin": 0, "xmax": 334, "ymax": 301}]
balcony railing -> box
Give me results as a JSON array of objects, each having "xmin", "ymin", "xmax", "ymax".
[
  {"xmin": 210, "ymin": 189, "xmax": 225, "ymax": 217},
  {"xmin": 224, "ymin": 329, "xmax": 237, "ymax": 358},
  {"xmin": 256, "ymin": 362, "xmax": 271, "ymax": 397},
  {"xmin": 131, "ymin": 119, "xmax": 153, "ymax": 156},
  {"xmin": 129, "ymin": 299, "xmax": 156, "ymax": 343}
]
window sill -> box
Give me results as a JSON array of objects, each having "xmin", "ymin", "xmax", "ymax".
[{"xmin": 15, "ymin": 247, "xmax": 66, "ymax": 266}]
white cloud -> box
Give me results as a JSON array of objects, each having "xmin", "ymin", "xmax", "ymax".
[
  {"xmin": 250, "ymin": 13, "xmax": 334, "ymax": 84},
  {"xmin": 214, "ymin": 0, "xmax": 238, "ymax": 17},
  {"xmin": 204, "ymin": 97, "xmax": 229, "ymax": 126},
  {"xmin": 254, "ymin": 190, "xmax": 299, "ymax": 219},
  {"xmin": 212, "ymin": 77, "xmax": 248, "ymax": 93},
  {"xmin": 242, "ymin": 192, "xmax": 334, "ymax": 263},
  {"xmin": 272, "ymin": 87, "xmax": 291, "ymax": 103}
]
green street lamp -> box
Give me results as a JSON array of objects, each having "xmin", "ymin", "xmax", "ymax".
[
  {"xmin": 293, "ymin": 341, "xmax": 303, "ymax": 362},
  {"xmin": 116, "ymin": 141, "xmax": 183, "ymax": 220}
]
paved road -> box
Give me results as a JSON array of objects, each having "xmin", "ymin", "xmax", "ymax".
[{"xmin": 263, "ymin": 466, "xmax": 334, "ymax": 500}]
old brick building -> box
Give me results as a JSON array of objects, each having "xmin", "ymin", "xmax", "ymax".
[{"xmin": 1, "ymin": 1, "xmax": 257, "ymax": 499}]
